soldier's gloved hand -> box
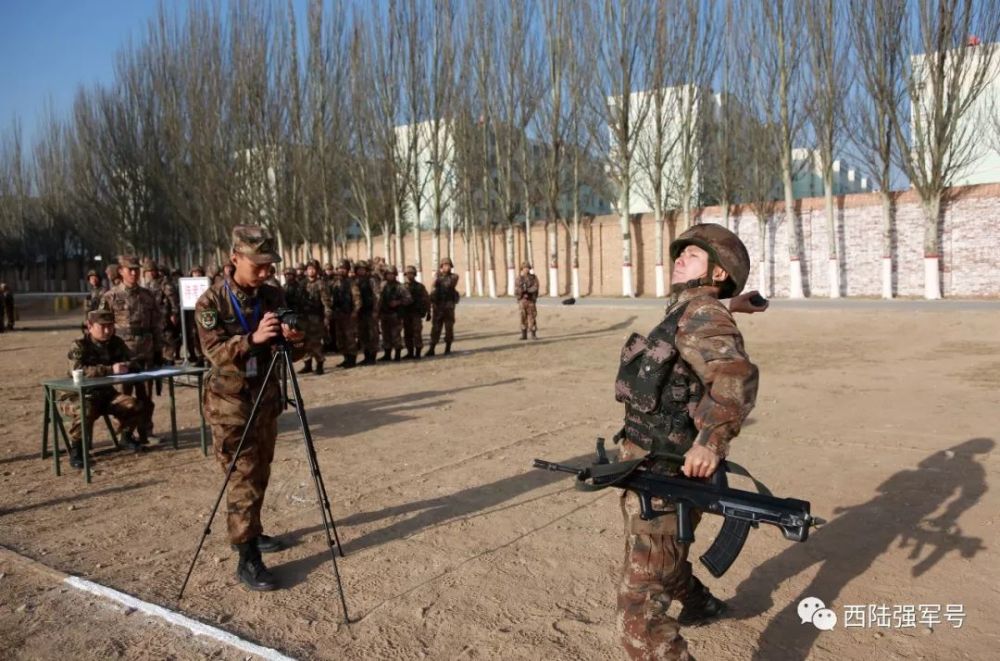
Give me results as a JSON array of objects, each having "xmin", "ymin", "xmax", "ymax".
[{"xmin": 251, "ymin": 312, "xmax": 282, "ymax": 345}]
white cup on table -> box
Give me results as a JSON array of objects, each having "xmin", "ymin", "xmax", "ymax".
[{"xmin": 71, "ymin": 369, "xmax": 84, "ymax": 384}]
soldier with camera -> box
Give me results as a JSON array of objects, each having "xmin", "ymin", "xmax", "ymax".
[{"xmin": 195, "ymin": 225, "xmax": 306, "ymax": 591}]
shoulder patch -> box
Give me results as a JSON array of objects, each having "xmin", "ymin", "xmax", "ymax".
[{"xmin": 198, "ymin": 309, "xmax": 218, "ymax": 329}]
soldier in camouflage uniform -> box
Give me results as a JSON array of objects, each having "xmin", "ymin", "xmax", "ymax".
[
  {"xmin": 330, "ymin": 259, "xmax": 361, "ymax": 368},
  {"xmin": 84, "ymin": 270, "xmax": 108, "ymax": 315},
  {"xmin": 196, "ymin": 225, "xmax": 306, "ymax": 591},
  {"xmin": 298, "ymin": 260, "xmax": 332, "ymax": 375},
  {"xmin": 354, "ymin": 260, "xmax": 381, "ymax": 365},
  {"xmin": 100, "ymin": 255, "xmax": 161, "ymax": 443},
  {"xmin": 613, "ymin": 224, "xmax": 759, "ymax": 661},
  {"xmin": 377, "ymin": 266, "xmax": 412, "ymax": 362},
  {"xmin": 282, "ymin": 267, "xmax": 301, "ymax": 306},
  {"xmin": 321, "ymin": 263, "xmax": 337, "ymax": 352},
  {"xmin": 264, "ymin": 265, "xmax": 280, "ymax": 288},
  {"xmin": 514, "ymin": 262, "xmax": 540, "ymax": 340},
  {"xmin": 427, "ymin": 257, "xmax": 460, "ymax": 356},
  {"xmin": 104, "ymin": 264, "xmax": 120, "ymax": 288},
  {"xmin": 61, "ymin": 309, "xmax": 148, "ymax": 467},
  {"xmin": 402, "ymin": 265, "xmax": 430, "ymax": 359},
  {"xmin": 145, "ymin": 262, "xmax": 182, "ymax": 364},
  {"xmin": 0, "ymin": 283, "xmax": 14, "ymax": 331}
]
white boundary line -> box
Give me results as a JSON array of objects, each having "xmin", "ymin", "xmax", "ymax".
[{"xmin": 64, "ymin": 576, "xmax": 296, "ymax": 661}]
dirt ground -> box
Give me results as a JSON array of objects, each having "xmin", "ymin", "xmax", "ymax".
[{"xmin": 1, "ymin": 297, "xmax": 998, "ymax": 661}]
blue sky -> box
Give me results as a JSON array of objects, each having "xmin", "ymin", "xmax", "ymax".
[{"xmin": 0, "ymin": 0, "xmax": 170, "ymax": 141}]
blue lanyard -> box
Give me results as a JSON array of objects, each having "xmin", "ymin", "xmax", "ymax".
[{"xmin": 224, "ymin": 281, "xmax": 261, "ymax": 335}]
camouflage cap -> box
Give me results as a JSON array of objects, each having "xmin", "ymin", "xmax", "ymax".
[
  {"xmin": 306, "ymin": 259, "xmax": 321, "ymax": 270},
  {"xmin": 142, "ymin": 260, "xmax": 159, "ymax": 272},
  {"xmin": 439, "ymin": 257, "xmax": 454, "ymax": 267},
  {"xmin": 404, "ymin": 265, "xmax": 417, "ymax": 275},
  {"xmin": 323, "ymin": 263, "xmax": 334, "ymax": 271},
  {"xmin": 520, "ymin": 261, "xmax": 532, "ymax": 270},
  {"xmin": 355, "ymin": 259, "xmax": 371, "ymax": 271},
  {"xmin": 338, "ymin": 258, "xmax": 352, "ymax": 270},
  {"xmin": 386, "ymin": 265, "xmax": 399, "ymax": 276},
  {"xmin": 86, "ymin": 269, "xmax": 99, "ymax": 278},
  {"xmin": 190, "ymin": 265, "xmax": 205, "ymax": 276},
  {"xmin": 231, "ymin": 225, "xmax": 282, "ymax": 265},
  {"xmin": 87, "ymin": 309, "xmax": 115, "ymax": 325},
  {"xmin": 283, "ymin": 267, "xmax": 296, "ymax": 275},
  {"xmin": 118, "ymin": 255, "xmax": 141, "ymax": 269}
]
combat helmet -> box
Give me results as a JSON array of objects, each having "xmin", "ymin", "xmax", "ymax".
[{"xmin": 669, "ymin": 223, "xmax": 750, "ymax": 298}]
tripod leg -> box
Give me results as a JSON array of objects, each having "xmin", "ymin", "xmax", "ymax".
[
  {"xmin": 177, "ymin": 351, "xmax": 283, "ymax": 601},
  {"xmin": 282, "ymin": 349, "xmax": 351, "ymax": 624}
]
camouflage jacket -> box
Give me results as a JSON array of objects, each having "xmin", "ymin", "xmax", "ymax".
[
  {"xmin": 195, "ymin": 278, "xmax": 305, "ymax": 425},
  {"xmin": 84, "ymin": 284, "xmax": 108, "ymax": 314},
  {"xmin": 146, "ymin": 277, "xmax": 180, "ymax": 325},
  {"xmin": 330, "ymin": 275, "xmax": 362, "ymax": 315},
  {"xmin": 283, "ymin": 281, "xmax": 304, "ymax": 312},
  {"xmin": 64, "ymin": 334, "xmax": 137, "ymax": 399},
  {"xmin": 378, "ymin": 281, "xmax": 413, "ymax": 316},
  {"xmin": 357, "ymin": 276, "xmax": 381, "ymax": 316},
  {"xmin": 404, "ymin": 280, "xmax": 431, "ymax": 317},
  {"xmin": 515, "ymin": 274, "xmax": 540, "ymax": 302},
  {"xmin": 430, "ymin": 273, "xmax": 460, "ymax": 308},
  {"xmin": 301, "ymin": 277, "xmax": 332, "ymax": 317},
  {"xmin": 99, "ymin": 283, "xmax": 162, "ymax": 358}
]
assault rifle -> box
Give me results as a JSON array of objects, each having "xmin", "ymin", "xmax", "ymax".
[{"xmin": 533, "ymin": 439, "xmax": 823, "ymax": 578}]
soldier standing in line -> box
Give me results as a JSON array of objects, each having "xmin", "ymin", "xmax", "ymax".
[
  {"xmin": 61, "ymin": 309, "xmax": 148, "ymax": 465},
  {"xmin": 145, "ymin": 262, "xmax": 182, "ymax": 364},
  {"xmin": 0, "ymin": 282, "xmax": 15, "ymax": 332},
  {"xmin": 330, "ymin": 259, "xmax": 361, "ymax": 369},
  {"xmin": 264, "ymin": 265, "xmax": 281, "ymax": 288},
  {"xmin": 84, "ymin": 270, "xmax": 108, "ymax": 315},
  {"xmin": 104, "ymin": 264, "xmax": 120, "ymax": 289},
  {"xmin": 402, "ymin": 265, "xmax": 430, "ymax": 359},
  {"xmin": 321, "ymin": 263, "xmax": 338, "ymax": 353},
  {"xmin": 377, "ymin": 266, "xmax": 412, "ymax": 362},
  {"xmin": 282, "ymin": 267, "xmax": 301, "ymax": 307},
  {"xmin": 195, "ymin": 224, "xmax": 306, "ymax": 591},
  {"xmin": 426, "ymin": 257, "xmax": 460, "ymax": 357},
  {"xmin": 354, "ymin": 260, "xmax": 381, "ymax": 365},
  {"xmin": 514, "ymin": 262, "xmax": 540, "ymax": 340},
  {"xmin": 298, "ymin": 260, "xmax": 332, "ymax": 375},
  {"xmin": 100, "ymin": 255, "xmax": 162, "ymax": 444}
]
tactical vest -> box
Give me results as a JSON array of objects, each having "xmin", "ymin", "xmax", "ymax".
[
  {"xmin": 359, "ymin": 279, "xmax": 375, "ymax": 313},
  {"xmin": 615, "ymin": 301, "xmax": 702, "ymax": 457},
  {"xmin": 332, "ymin": 280, "xmax": 354, "ymax": 312}
]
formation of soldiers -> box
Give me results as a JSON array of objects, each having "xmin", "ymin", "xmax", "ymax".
[{"xmin": 282, "ymin": 256, "xmax": 460, "ymax": 374}]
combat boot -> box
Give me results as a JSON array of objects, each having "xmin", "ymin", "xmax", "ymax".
[
  {"xmin": 426, "ymin": 344, "xmax": 436, "ymax": 357},
  {"xmin": 315, "ymin": 360, "xmax": 325, "ymax": 376},
  {"xmin": 123, "ymin": 430, "xmax": 146, "ymax": 454},
  {"xmin": 69, "ymin": 443, "xmax": 84, "ymax": 470},
  {"xmin": 232, "ymin": 534, "xmax": 285, "ymax": 554},
  {"xmin": 393, "ymin": 348, "xmax": 401, "ymax": 361},
  {"xmin": 235, "ymin": 540, "xmax": 278, "ymax": 591},
  {"xmin": 444, "ymin": 342, "xmax": 452, "ymax": 355},
  {"xmin": 520, "ymin": 329, "xmax": 528, "ymax": 341},
  {"xmin": 379, "ymin": 349, "xmax": 392, "ymax": 362},
  {"xmin": 405, "ymin": 348, "xmax": 414, "ymax": 359},
  {"xmin": 414, "ymin": 347, "xmax": 422, "ymax": 359},
  {"xmin": 298, "ymin": 359, "xmax": 313, "ymax": 374},
  {"xmin": 361, "ymin": 351, "xmax": 377, "ymax": 365},
  {"xmin": 337, "ymin": 354, "xmax": 355, "ymax": 369},
  {"xmin": 531, "ymin": 330, "xmax": 537, "ymax": 340},
  {"xmin": 678, "ymin": 591, "xmax": 728, "ymax": 626}
]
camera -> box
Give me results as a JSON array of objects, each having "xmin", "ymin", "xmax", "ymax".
[{"xmin": 274, "ymin": 307, "xmax": 300, "ymax": 331}]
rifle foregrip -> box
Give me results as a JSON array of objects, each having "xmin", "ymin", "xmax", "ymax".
[
  {"xmin": 675, "ymin": 501, "xmax": 694, "ymax": 544},
  {"xmin": 699, "ymin": 517, "xmax": 752, "ymax": 578}
]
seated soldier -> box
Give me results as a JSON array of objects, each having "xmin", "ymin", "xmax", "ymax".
[{"xmin": 61, "ymin": 310, "xmax": 147, "ymax": 468}]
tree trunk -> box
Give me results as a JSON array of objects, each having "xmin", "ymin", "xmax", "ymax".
[
  {"xmin": 619, "ymin": 174, "xmax": 634, "ymax": 297},
  {"xmin": 922, "ymin": 194, "xmax": 942, "ymax": 300},
  {"xmin": 783, "ymin": 173, "xmax": 804, "ymax": 299},
  {"xmin": 758, "ymin": 216, "xmax": 768, "ymax": 297},
  {"xmin": 881, "ymin": 192, "xmax": 893, "ymax": 299},
  {"xmin": 393, "ymin": 203, "xmax": 404, "ymax": 268},
  {"xmin": 504, "ymin": 224, "xmax": 516, "ymax": 296},
  {"xmin": 547, "ymin": 221, "xmax": 558, "ymax": 297},
  {"xmin": 824, "ymin": 175, "xmax": 839, "ymax": 298},
  {"xmin": 653, "ymin": 197, "xmax": 665, "ymax": 298}
]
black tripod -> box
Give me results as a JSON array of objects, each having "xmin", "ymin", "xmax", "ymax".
[{"xmin": 177, "ymin": 341, "xmax": 350, "ymax": 624}]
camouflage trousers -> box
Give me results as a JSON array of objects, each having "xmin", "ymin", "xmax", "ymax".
[
  {"xmin": 210, "ymin": 415, "xmax": 279, "ymax": 545},
  {"xmin": 617, "ymin": 440, "xmax": 703, "ymax": 661},
  {"xmin": 163, "ymin": 323, "xmax": 182, "ymax": 363},
  {"xmin": 120, "ymin": 356, "xmax": 156, "ymax": 435},
  {"xmin": 519, "ymin": 299, "xmax": 538, "ymax": 331},
  {"xmin": 333, "ymin": 311, "xmax": 358, "ymax": 355},
  {"xmin": 380, "ymin": 313, "xmax": 404, "ymax": 351},
  {"xmin": 59, "ymin": 391, "xmax": 146, "ymax": 444},
  {"xmin": 403, "ymin": 314, "xmax": 424, "ymax": 351},
  {"xmin": 430, "ymin": 304, "xmax": 455, "ymax": 345},
  {"xmin": 303, "ymin": 314, "xmax": 326, "ymax": 363},
  {"xmin": 358, "ymin": 313, "xmax": 380, "ymax": 353}
]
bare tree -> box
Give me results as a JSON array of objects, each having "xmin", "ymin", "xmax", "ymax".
[
  {"xmin": 890, "ymin": 0, "xmax": 1000, "ymax": 299},
  {"xmin": 744, "ymin": 0, "xmax": 809, "ymax": 298},
  {"xmin": 589, "ymin": 0, "xmax": 653, "ymax": 297},
  {"xmin": 806, "ymin": 0, "xmax": 853, "ymax": 298},
  {"xmin": 849, "ymin": 0, "xmax": 907, "ymax": 299}
]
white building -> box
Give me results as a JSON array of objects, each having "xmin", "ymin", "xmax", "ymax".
[{"xmin": 790, "ymin": 148, "xmax": 871, "ymax": 198}]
